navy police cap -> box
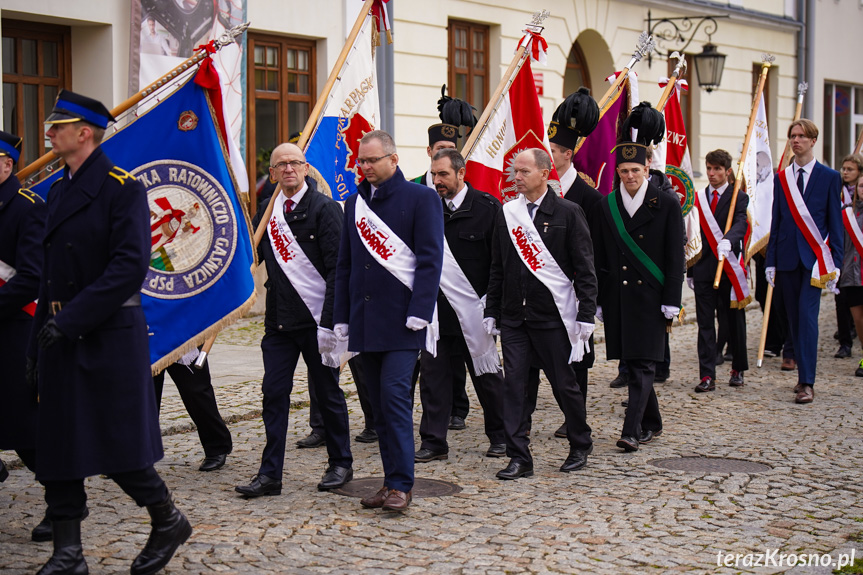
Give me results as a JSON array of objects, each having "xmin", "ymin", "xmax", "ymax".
[
  {"xmin": 0, "ymin": 130, "xmax": 22, "ymax": 163},
  {"xmin": 45, "ymin": 90, "xmax": 116, "ymax": 129}
]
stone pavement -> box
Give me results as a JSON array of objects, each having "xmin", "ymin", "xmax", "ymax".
[{"xmin": 3, "ymin": 291, "xmax": 863, "ymax": 574}]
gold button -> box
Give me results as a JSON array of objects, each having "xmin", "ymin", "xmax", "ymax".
[
  {"xmin": 622, "ymin": 266, "xmax": 628, "ymax": 271},
  {"xmin": 639, "ymin": 234, "xmax": 644, "ymax": 239},
  {"xmin": 623, "ymin": 280, "xmax": 628, "ymax": 286},
  {"xmin": 637, "ymin": 280, "xmax": 642, "ymax": 285}
]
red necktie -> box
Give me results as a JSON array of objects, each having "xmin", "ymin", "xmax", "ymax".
[
  {"xmin": 284, "ymin": 199, "xmax": 294, "ymax": 215},
  {"xmin": 710, "ymin": 190, "xmax": 718, "ymax": 213}
]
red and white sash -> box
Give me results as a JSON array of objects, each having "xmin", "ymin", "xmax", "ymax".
[
  {"xmin": 354, "ymin": 194, "xmax": 439, "ymax": 355},
  {"xmin": 843, "ymin": 205, "xmax": 863, "ymax": 258},
  {"xmin": 0, "ymin": 258, "xmax": 36, "ymax": 316},
  {"xmin": 778, "ymin": 166, "xmax": 838, "ymax": 288},
  {"xmin": 695, "ymin": 188, "xmax": 751, "ymax": 308},
  {"xmin": 267, "ymin": 191, "xmax": 348, "ymax": 367},
  {"xmin": 502, "ymin": 195, "xmax": 585, "ymax": 362},
  {"xmin": 440, "ymin": 240, "xmax": 501, "ymax": 375}
]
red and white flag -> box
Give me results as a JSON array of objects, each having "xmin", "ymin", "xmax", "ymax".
[
  {"xmin": 464, "ymin": 38, "xmax": 558, "ymax": 202},
  {"xmin": 652, "ymin": 80, "xmax": 702, "ymax": 266}
]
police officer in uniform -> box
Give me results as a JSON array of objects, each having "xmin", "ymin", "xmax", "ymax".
[
  {"xmin": 0, "ymin": 130, "xmax": 52, "ymax": 541},
  {"xmin": 28, "ymin": 90, "xmax": 191, "ymax": 575}
]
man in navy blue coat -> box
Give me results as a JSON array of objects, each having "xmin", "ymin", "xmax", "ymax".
[
  {"xmin": 334, "ymin": 130, "xmax": 444, "ymax": 512},
  {"xmin": 765, "ymin": 118, "xmax": 843, "ymax": 404},
  {"xmin": 27, "ymin": 90, "xmax": 190, "ymax": 575}
]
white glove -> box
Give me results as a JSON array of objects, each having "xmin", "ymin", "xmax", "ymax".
[
  {"xmin": 661, "ymin": 305, "xmax": 680, "ymax": 320},
  {"xmin": 406, "ymin": 316, "xmax": 429, "ymax": 331},
  {"xmin": 317, "ymin": 326, "xmax": 338, "ymax": 354},
  {"xmin": 334, "ymin": 323, "xmax": 349, "ymax": 341},
  {"xmin": 826, "ymin": 269, "xmax": 841, "ymax": 295},
  {"xmin": 576, "ymin": 321, "xmax": 595, "ymax": 341},
  {"xmin": 483, "ymin": 317, "xmax": 500, "ymax": 336},
  {"xmin": 595, "ymin": 306, "xmax": 603, "ymax": 323},
  {"xmin": 765, "ymin": 266, "xmax": 776, "ymax": 288},
  {"xmin": 686, "ymin": 277, "xmax": 695, "ymax": 290},
  {"xmin": 717, "ymin": 239, "xmax": 732, "ymax": 259}
]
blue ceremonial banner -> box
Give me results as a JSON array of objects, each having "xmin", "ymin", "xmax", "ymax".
[{"xmin": 31, "ymin": 72, "xmax": 256, "ymax": 371}]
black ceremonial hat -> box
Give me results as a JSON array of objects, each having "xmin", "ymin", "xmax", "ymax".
[
  {"xmin": 429, "ymin": 85, "xmax": 477, "ymax": 146},
  {"xmin": 45, "ymin": 89, "xmax": 116, "ymax": 129},
  {"xmin": 614, "ymin": 101, "xmax": 664, "ymax": 166},
  {"xmin": 548, "ymin": 87, "xmax": 599, "ymax": 150},
  {"xmin": 0, "ymin": 130, "xmax": 22, "ymax": 163}
]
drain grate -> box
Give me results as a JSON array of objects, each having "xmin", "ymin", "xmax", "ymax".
[
  {"xmin": 332, "ymin": 477, "xmax": 462, "ymax": 499},
  {"xmin": 649, "ymin": 457, "xmax": 771, "ymax": 473}
]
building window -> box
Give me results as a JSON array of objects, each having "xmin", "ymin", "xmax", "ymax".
[
  {"xmin": 564, "ymin": 41, "xmax": 591, "ymax": 95},
  {"xmin": 448, "ymin": 20, "xmax": 489, "ymax": 115},
  {"xmin": 1, "ymin": 19, "xmax": 71, "ymax": 168},
  {"xmin": 823, "ymin": 81, "xmax": 863, "ymax": 169},
  {"xmin": 247, "ymin": 33, "xmax": 315, "ymax": 208}
]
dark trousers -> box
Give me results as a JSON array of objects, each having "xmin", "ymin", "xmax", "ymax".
[
  {"xmin": 524, "ymin": 365, "xmax": 587, "ymax": 435},
  {"xmin": 621, "ymin": 358, "xmax": 662, "ymax": 438},
  {"xmin": 835, "ymin": 289, "xmax": 854, "ymax": 347},
  {"xmin": 418, "ymin": 334, "xmax": 505, "ymax": 452},
  {"xmin": 16, "ymin": 448, "xmax": 37, "ymax": 473},
  {"xmin": 619, "ymin": 334, "xmax": 670, "ymax": 377},
  {"xmin": 500, "ymin": 323, "xmax": 591, "ymax": 465},
  {"xmin": 309, "ymin": 355, "xmax": 377, "ymax": 434},
  {"xmin": 694, "ymin": 278, "xmax": 749, "ymax": 378},
  {"xmin": 259, "ymin": 328, "xmax": 352, "ymax": 478},
  {"xmin": 44, "ymin": 466, "xmax": 167, "ymax": 521},
  {"xmin": 363, "ymin": 350, "xmax": 418, "ymax": 493},
  {"xmin": 153, "ymin": 361, "xmax": 232, "ymax": 458},
  {"xmin": 755, "ymin": 253, "xmax": 794, "ymax": 358},
  {"xmin": 777, "ymin": 266, "xmax": 822, "ymax": 385}
]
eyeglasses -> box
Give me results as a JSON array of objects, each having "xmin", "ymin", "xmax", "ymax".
[
  {"xmin": 356, "ymin": 153, "xmax": 393, "ymax": 166},
  {"xmin": 270, "ymin": 160, "xmax": 306, "ymax": 171}
]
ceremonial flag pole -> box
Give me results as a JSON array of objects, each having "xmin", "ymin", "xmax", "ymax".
[
  {"xmin": 655, "ymin": 52, "xmax": 685, "ymax": 113},
  {"xmin": 713, "ymin": 54, "xmax": 774, "ymax": 289},
  {"xmin": 856, "ymin": 126, "xmax": 863, "ymax": 155},
  {"xmin": 571, "ymin": 32, "xmax": 655, "ymax": 156},
  {"xmin": 757, "ymin": 79, "xmax": 807, "ymax": 368}
]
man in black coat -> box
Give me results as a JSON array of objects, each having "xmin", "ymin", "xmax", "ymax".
[
  {"xmin": 415, "ymin": 148, "xmax": 505, "ymax": 462},
  {"xmin": 591, "ymin": 141, "xmax": 684, "ymax": 452},
  {"xmin": 29, "ymin": 90, "xmax": 190, "ymax": 575},
  {"xmin": 485, "ymin": 148, "xmax": 597, "ymax": 479},
  {"xmin": 0, "ymin": 130, "xmax": 52, "ymax": 541},
  {"xmin": 689, "ymin": 149, "xmax": 750, "ymax": 392},
  {"xmin": 237, "ymin": 142, "xmax": 353, "ymax": 498}
]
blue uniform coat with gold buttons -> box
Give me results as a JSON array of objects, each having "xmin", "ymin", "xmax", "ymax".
[
  {"xmin": 591, "ymin": 181, "xmax": 684, "ymax": 362},
  {"xmin": 0, "ymin": 176, "xmax": 45, "ymax": 450},
  {"xmin": 28, "ymin": 147, "xmax": 163, "ymax": 481}
]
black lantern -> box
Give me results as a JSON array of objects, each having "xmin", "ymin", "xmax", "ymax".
[{"xmin": 693, "ymin": 42, "xmax": 726, "ymax": 93}]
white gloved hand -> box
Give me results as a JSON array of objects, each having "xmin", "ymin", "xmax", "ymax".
[
  {"xmin": 686, "ymin": 277, "xmax": 695, "ymax": 290},
  {"xmin": 334, "ymin": 323, "xmax": 349, "ymax": 341},
  {"xmin": 826, "ymin": 269, "xmax": 841, "ymax": 295},
  {"xmin": 576, "ymin": 321, "xmax": 595, "ymax": 341},
  {"xmin": 317, "ymin": 326, "xmax": 338, "ymax": 354},
  {"xmin": 483, "ymin": 317, "xmax": 500, "ymax": 336},
  {"xmin": 661, "ymin": 305, "xmax": 680, "ymax": 320},
  {"xmin": 765, "ymin": 266, "xmax": 776, "ymax": 288},
  {"xmin": 406, "ymin": 316, "xmax": 429, "ymax": 331},
  {"xmin": 595, "ymin": 306, "xmax": 603, "ymax": 323},
  {"xmin": 717, "ymin": 239, "xmax": 732, "ymax": 259}
]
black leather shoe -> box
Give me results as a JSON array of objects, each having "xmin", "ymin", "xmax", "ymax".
[
  {"xmin": 130, "ymin": 494, "xmax": 192, "ymax": 575},
  {"xmin": 616, "ymin": 436, "xmax": 639, "ymax": 452},
  {"xmin": 560, "ymin": 445, "xmax": 593, "ymax": 472},
  {"xmin": 415, "ymin": 448, "xmax": 448, "ymax": 463},
  {"xmin": 485, "ymin": 444, "xmax": 506, "ymax": 458},
  {"xmin": 235, "ymin": 474, "xmax": 282, "ymax": 498},
  {"xmin": 620, "ymin": 399, "xmax": 629, "ymax": 407},
  {"xmin": 198, "ymin": 453, "xmax": 227, "ymax": 472},
  {"xmin": 32, "ymin": 513, "xmax": 53, "ymax": 542},
  {"xmin": 835, "ymin": 344, "xmax": 852, "ymax": 359},
  {"xmin": 355, "ymin": 428, "xmax": 378, "ymax": 443},
  {"xmin": 37, "ymin": 518, "xmax": 87, "ymax": 575},
  {"xmin": 496, "ymin": 460, "xmax": 533, "ymax": 480},
  {"xmin": 609, "ymin": 375, "xmax": 627, "ymax": 388},
  {"xmin": 317, "ymin": 466, "xmax": 353, "ymax": 491},
  {"xmin": 0, "ymin": 459, "xmax": 7, "ymax": 483},
  {"xmin": 296, "ymin": 432, "xmax": 326, "ymax": 448},
  {"xmin": 729, "ymin": 370, "xmax": 744, "ymax": 387},
  {"xmin": 694, "ymin": 377, "xmax": 715, "ymax": 392},
  {"xmin": 448, "ymin": 416, "xmax": 466, "ymax": 430},
  {"xmin": 638, "ymin": 429, "xmax": 660, "ymax": 444},
  {"xmin": 553, "ymin": 423, "xmax": 567, "ymax": 438},
  {"xmin": 654, "ymin": 371, "xmax": 669, "ymax": 383}
]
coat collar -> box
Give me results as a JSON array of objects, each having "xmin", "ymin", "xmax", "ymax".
[
  {"xmin": 357, "ymin": 166, "xmax": 407, "ymax": 202},
  {"xmin": 0, "ymin": 174, "xmax": 22, "ymax": 213},
  {"xmin": 622, "ymin": 181, "xmax": 661, "ymax": 230},
  {"xmin": 46, "ymin": 147, "xmax": 112, "ymax": 238},
  {"xmin": 535, "ymin": 185, "xmax": 558, "ymax": 217}
]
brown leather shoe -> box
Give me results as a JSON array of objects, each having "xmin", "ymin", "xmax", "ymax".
[
  {"xmin": 382, "ymin": 489, "xmax": 412, "ymax": 511},
  {"xmin": 795, "ymin": 385, "xmax": 814, "ymax": 404},
  {"xmin": 793, "ymin": 383, "xmax": 804, "ymax": 394},
  {"xmin": 781, "ymin": 358, "xmax": 797, "ymax": 371},
  {"xmin": 360, "ymin": 486, "xmax": 389, "ymax": 509}
]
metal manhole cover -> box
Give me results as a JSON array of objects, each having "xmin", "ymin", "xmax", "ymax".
[
  {"xmin": 649, "ymin": 457, "xmax": 771, "ymax": 473},
  {"xmin": 332, "ymin": 477, "xmax": 462, "ymax": 498}
]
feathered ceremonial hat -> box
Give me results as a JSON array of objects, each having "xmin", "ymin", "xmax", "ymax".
[
  {"xmin": 613, "ymin": 101, "xmax": 665, "ymax": 165},
  {"xmin": 428, "ymin": 85, "xmax": 477, "ymax": 146},
  {"xmin": 548, "ymin": 87, "xmax": 599, "ymax": 150}
]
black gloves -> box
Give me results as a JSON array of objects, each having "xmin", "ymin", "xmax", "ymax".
[{"xmin": 37, "ymin": 319, "xmax": 66, "ymax": 349}]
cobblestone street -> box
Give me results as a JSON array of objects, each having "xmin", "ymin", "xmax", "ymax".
[{"xmin": 3, "ymin": 291, "xmax": 863, "ymax": 574}]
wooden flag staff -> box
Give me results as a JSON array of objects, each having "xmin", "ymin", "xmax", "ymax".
[{"xmin": 655, "ymin": 53, "xmax": 686, "ymax": 114}]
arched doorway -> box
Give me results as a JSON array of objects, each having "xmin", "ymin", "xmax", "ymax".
[{"xmin": 563, "ymin": 30, "xmax": 614, "ymax": 98}]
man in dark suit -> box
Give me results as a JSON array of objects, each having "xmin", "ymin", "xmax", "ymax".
[
  {"xmin": 28, "ymin": 90, "xmax": 190, "ymax": 575},
  {"xmin": 415, "ymin": 148, "xmax": 505, "ymax": 463},
  {"xmin": 689, "ymin": 149, "xmax": 750, "ymax": 392},
  {"xmin": 765, "ymin": 119, "xmax": 843, "ymax": 404},
  {"xmin": 237, "ymin": 142, "xmax": 353, "ymax": 498},
  {"xmin": 590, "ymin": 109, "xmax": 684, "ymax": 452},
  {"xmin": 485, "ymin": 148, "xmax": 597, "ymax": 479},
  {"xmin": 0, "ymin": 130, "xmax": 52, "ymax": 541},
  {"xmin": 334, "ymin": 130, "xmax": 443, "ymax": 511}
]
